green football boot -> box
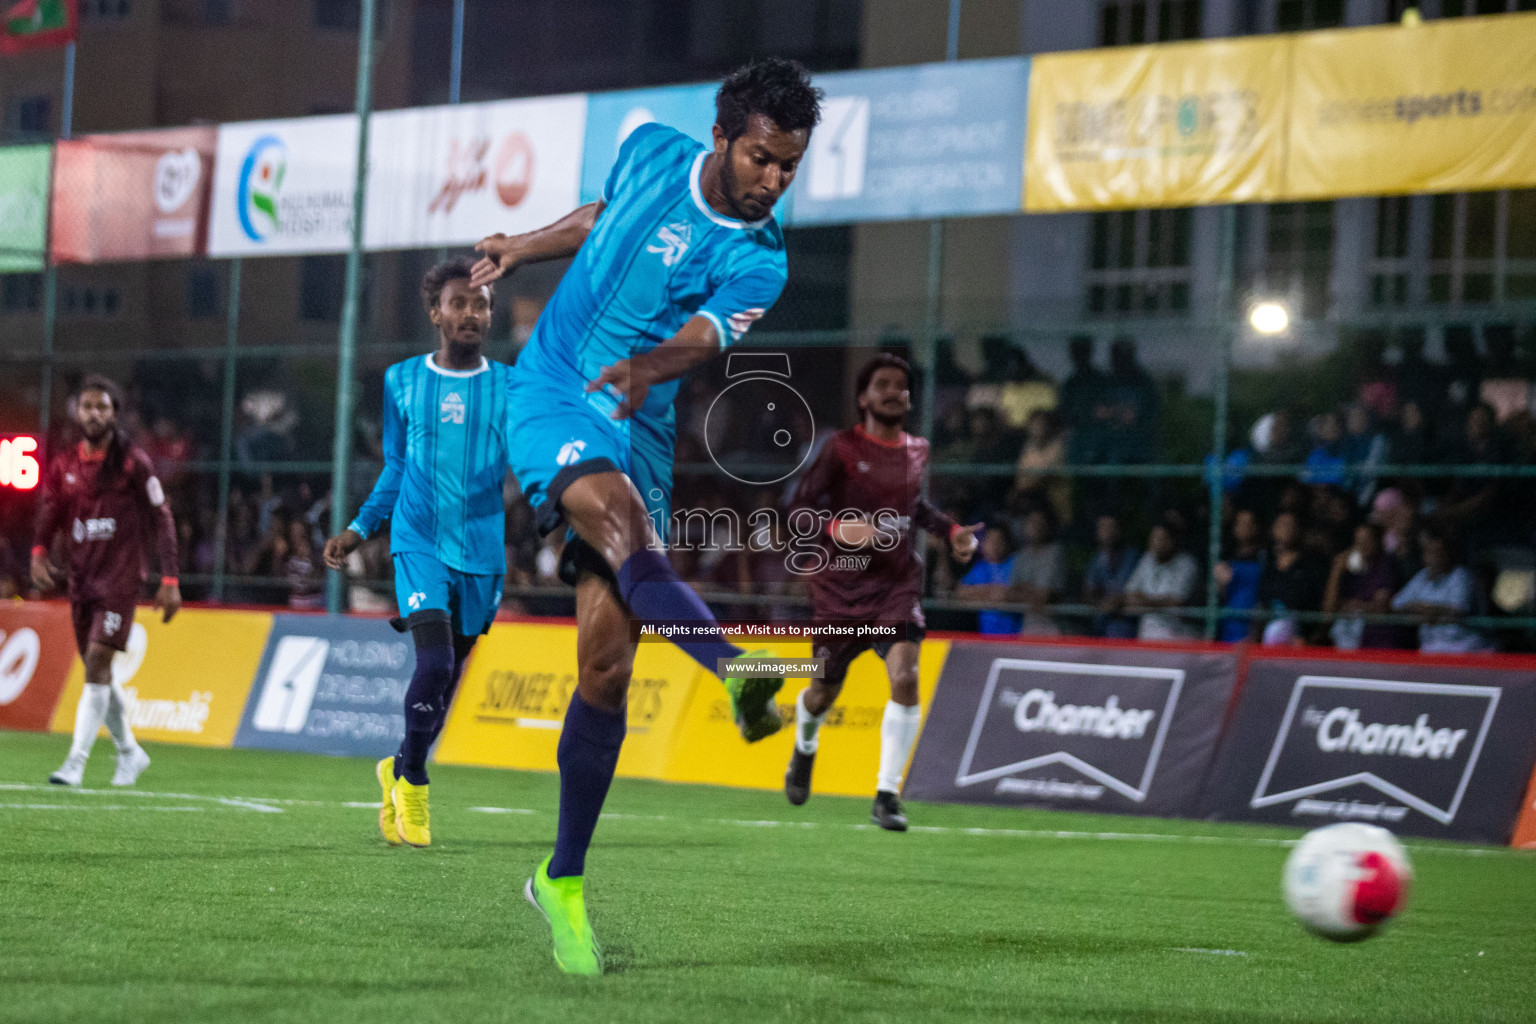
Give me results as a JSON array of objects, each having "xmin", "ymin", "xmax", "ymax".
[
  {"xmin": 524, "ymin": 855, "xmax": 603, "ymax": 976},
  {"xmin": 723, "ymin": 648, "xmax": 785, "ymax": 743}
]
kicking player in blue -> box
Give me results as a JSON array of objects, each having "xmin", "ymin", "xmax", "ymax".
[
  {"xmin": 323, "ymin": 257, "xmax": 508, "ymax": 850},
  {"xmin": 471, "ymin": 58, "xmax": 821, "ymax": 974}
]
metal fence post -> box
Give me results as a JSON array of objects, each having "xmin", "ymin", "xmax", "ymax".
[
  {"xmin": 1204, "ymin": 204, "xmax": 1238, "ymax": 640},
  {"xmin": 326, "ymin": 0, "xmax": 378, "ymax": 613},
  {"xmin": 212, "ymin": 257, "xmax": 242, "ymax": 601}
]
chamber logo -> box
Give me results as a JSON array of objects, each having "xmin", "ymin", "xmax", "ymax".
[
  {"xmin": 1250, "ymin": 675, "xmax": 1500, "ymax": 826},
  {"xmin": 955, "ymin": 658, "xmax": 1183, "ymax": 803},
  {"xmin": 237, "ymin": 135, "xmax": 287, "ymax": 242}
]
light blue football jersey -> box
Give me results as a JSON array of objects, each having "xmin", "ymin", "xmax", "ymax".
[
  {"xmin": 348, "ymin": 354, "xmax": 513, "ymax": 576},
  {"xmin": 510, "ymin": 122, "xmax": 789, "ymax": 447}
]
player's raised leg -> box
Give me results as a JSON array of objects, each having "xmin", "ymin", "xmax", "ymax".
[
  {"xmin": 872, "ymin": 640, "xmax": 923, "ymax": 832},
  {"xmin": 559, "ymin": 470, "xmax": 784, "ymax": 741},
  {"xmin": 525, "ymin": 570, "xmax": 631, "ymax": 976}
]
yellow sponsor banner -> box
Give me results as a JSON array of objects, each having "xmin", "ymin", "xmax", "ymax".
[
  {"xmin": 433, "ymin": 622, "xmax": 702, "ymax": 778},
  {"xmin": 660, "ymin": 637, "xmax": 950, "ymax": 797},
  {"xmin": 1024, "ymin": 35, "xmax": 1290, "ymax": 211},
  {"xmin": 1287, "ymin": 14, "xmax": 1536, "ymax": 199},
  {"xmin": 50, "ymin": 608, "xmax": 271, "ymax": 748}
]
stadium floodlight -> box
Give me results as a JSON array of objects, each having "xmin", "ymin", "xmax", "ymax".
[{"xmin": 1249, "ymin": 301, "xmax": 1290, "ymax": 335}]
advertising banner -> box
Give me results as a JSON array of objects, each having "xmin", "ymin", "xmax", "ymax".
[
  {"xmin": 49, "ymin": 608, "xmax": 271, "ymax": 747},
  {"xmin": 1511, "ymin": 765, "xmax": 1536, "ymax": 849},
  {"xmin": 580, "ymin": 83, "xmax": 717, "ymax": 204},
  {"xmin": 433, "ymin": 622, "xmax": 702, "ymax": 779},
  {"xmin": 905, "ymin": 641, "xmax": 1237, "ymax": 815},
  {"xmin": 659, "ymin": 637, "xmax": 949, "ymax": 795},
  {"xmin": 1202, "ymin": 655, "xmax": 1536, "ymax": 843},
  {"xmin": 366, "ymin": 94, "xmax": 587, "ymax": 251},
  {"xmin": 790, "ymin": 58, "xmax": 1028, "ymax": 225},
  {"xmin": 208, "ymin": 114, "xmax": 358, "ymax": 257},
  {"xmin": 1286, "ymin": 14, "xmax": 1536, "ymax": 199},
  {"xmin": 0, "ymin": 602, "xmax": 76, "ymax": 733},
  {"xmin": 233, "ymin": 614, "xmax": 415, "ymax": 758},
  {"xmin": 50, "ymin": 126, "xmax": 217, "ymax": 264},
  {"xmin": 1024, "ymin": 36, "xmax": 1289, "ymax": 211},
  {"xmin": 0, "ymin": 144, "xmax": 50, "ymax": 272}
]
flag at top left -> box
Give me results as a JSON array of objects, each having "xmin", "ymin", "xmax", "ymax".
[{"xmin": 1, "ymin": 0, "xmax": 77, "ymax": 54}]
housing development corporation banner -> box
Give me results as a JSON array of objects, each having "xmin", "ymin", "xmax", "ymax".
[
  {"xmin": 580, "ymin": 83, "xmax": 717, "ymax": 205},
  {"xmin": 366, "ymin": 94, "xmax": 587, "ymax": 250},
  {"xmin": 50, "ymin": 127, "xmax": 217, "ymax": 264},
  {"xmin": 1024, "ymin": 36, "xmax": 1289, "ymax": 212},
  {"xmin": 1202, "ymin": 654, "xmax": 1536, "ymax": 844},
  {"xmin": 1286, "ymin": 14, "xmax": 1536, "ymax": 200},
  {"xmin": 0, "ymin": 144, "xmax": 50, "ymax": 272},
  {"xmin": 233, "ymin": 614, "xmax": 415, "ymax": 758},
  {"xmin": 905, "ymin": 641, "xmax": 1237, "ymax": 816}
]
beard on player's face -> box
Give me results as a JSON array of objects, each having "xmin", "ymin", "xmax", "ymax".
[{"xmin": 76, "ymin": 393, "xmax": 115, "ymax": 442}]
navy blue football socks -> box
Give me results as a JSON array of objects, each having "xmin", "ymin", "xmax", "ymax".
[
  {"xmin": 548, "ymin": 692, "xmax": 627, "ymax": 879},
  {"xmin": 395, "ymin": 629, "xmax": 464, "ymax": 786},
  {"xmin": 615, "ymin": 548, "xmax": 741, "ymax": 674}
]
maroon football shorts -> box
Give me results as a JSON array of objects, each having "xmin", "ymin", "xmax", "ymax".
[
  {"xmin": 812, "ymin": 619, "xmax": 926, "ymax": 689},
  {"xmin": 71, "ymin": 594, "xmax": 138, "ymax": 656}
]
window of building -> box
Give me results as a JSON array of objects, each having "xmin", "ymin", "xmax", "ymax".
[
  {"xmin": 1, "ymin": 274, "xmax": 43, "ymax": 313},
  {"xmin": 4, "ymin": 95, "xmax": 51, "ymax": 138},
  {"xmin": 1370, "ymin": 189, "xmax": 1536, "ymax": 305},
  {"xmin": 314, "ymin": 0, "xmax": 389, "ymax": 34},
  {"xmin": 1099, "ymin": 0, "xmax": 1202, "ymax": 46},
  {"xmin": 79, "ymin": 0, "xmax": 133, "ymax": 21},
  {"xmin": 187, "ymin": 266, "xmax": 220, "ymax": 319},
  {"xmin": 203, "ymin": 0, "xmax": 232, "ymax": 25},
  {"xmin": 1275, "ymin": 0, "xmax": 1344, "ymax": 30},
  {"xmin": 60, "ymin": 284, "xmax": 123, "ymax": 318},
  {"xmin": 1086, "ymin": 208, "xmax": 1194, "ymax": 315},
  {"xmin": 1259, "ymin": 202, "xmax": 1334, "ymax": 319}
]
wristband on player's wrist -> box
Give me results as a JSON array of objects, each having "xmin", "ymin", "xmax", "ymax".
[
  {"xmin": 160, "ymin": 576, "xmax": 179, "ymax": 587},
  {"xmin": 31, "ymin": 545, "xmax": 48, "ymax": 559},
  {"xmin": 947, "ymin": 524, "xmax": 964, "ymax": 542}
]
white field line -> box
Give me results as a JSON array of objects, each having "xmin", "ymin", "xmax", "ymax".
[
  {"xmin": 1, "ymin": 802, "xmax": 203, "ymax": 812},
  {"xmin": 1174, "ymin": 948, "xmax": 1249, "ymax": 957},
  {"xmin": 0, "ymin": 781, "xmax": 1524, "ymax": 856}
]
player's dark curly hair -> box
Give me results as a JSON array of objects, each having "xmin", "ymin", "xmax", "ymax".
[
  {"xmin": 420, "ymin": 256, "xmax": 488, "ymax": 315},
  {"xmin": 715, "ymin": 57, "xmax": 823, "ymax": 142},
  {"xmin": 74, "ymin": 374, "xmax": 129, "ymax": 491},
  {"xmin": 855, "ymin": 353, "xmax": 912, "ymax": 396}
]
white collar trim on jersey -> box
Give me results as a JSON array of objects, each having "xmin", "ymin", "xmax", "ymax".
[
  {"xmin": 424, "ymin": 353, "xmax": 489, "ymax": 378},
  {"xmin": 689, "ymin": 151, "xmax": 772, "ymax": 231}
]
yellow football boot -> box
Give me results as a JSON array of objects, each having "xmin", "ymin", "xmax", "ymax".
[
  {"xmin": 376, "ymin": 757, "xmax": 402, "ymax": 846},
  {"xmin": 393, "ymin": 776, "xmax": 431, "ymax": 847}
]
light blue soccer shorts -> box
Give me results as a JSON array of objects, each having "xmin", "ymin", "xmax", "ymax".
[
  {"xmin": 506, "ymin": 380, "xmax": 673, "ymax": 544},
  {"xmin": 393, "ymin": 552, "xmax": 502, "ymax": 637}
]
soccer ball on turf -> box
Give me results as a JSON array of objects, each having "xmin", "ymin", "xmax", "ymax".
[{"xmin": 1282, "ymin": 822, "xmax": 1412, "ymax": 941}]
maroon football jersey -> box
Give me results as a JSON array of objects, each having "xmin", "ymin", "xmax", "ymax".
[
  {"xmin": 33, "ymin": 440, "xmax": 178, "ymax": 602},
  {"xmin": 790, "ymin": 426, "xmax": 955, "ymax": 624}
]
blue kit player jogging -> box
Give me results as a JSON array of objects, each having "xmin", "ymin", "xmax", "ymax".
[
  {"xmin": 326, "ymin": 257, "xmax": 509, "ymax": 849},
  {"xmin": 507, "ymin": 120, "xmax": 786, "ymax": 545}
]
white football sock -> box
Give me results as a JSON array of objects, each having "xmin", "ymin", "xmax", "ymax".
[
  {"xmin": 69, "ymin": 683, "xmax": 111, "ymax": 762},
  {"xmin": 104, "ymin": 679, "xmax": 139, "ymax": 755},
  {"xmin": 795, "ymin": 689, "xmax": 827, "ymax": 754},
  {"xmin": 876, "ymin": 701, "xmax": 922, "ymax": 794}
]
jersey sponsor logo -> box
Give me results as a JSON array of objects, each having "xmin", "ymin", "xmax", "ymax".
[
  {"xmin": 406, "ymin": 591, "xmax": 427, "ymax": 611},
  {"xmin": 72, "ymin": 517, "xmax": 116, "ymax": 543},
  {"xmin": 102, "ymin": 611, "xmax": 122, "ymax": 638},
  {"xmin": 857, "ymin": 461, "xmax": 871, "ymax": 473},
  {"xmin": 955, "ymin": 658, "xmax": 1185, "ymax": 803},
  {"xmin": 441, "ymin": 392, "xmax": 466, "ymax": 425},
  {"xmin": 726, "ymin": 307, "xmax": 766, "ymax": 342},
  {"xmin": 146, "ymin": 476, "xmax": 166, "ymax": 507},
  {"xmin": 0, "ymin": 627, "xmax": 42, "ymax": 706},
  {"xmin": 646, "ymin": 222, "xmax": 691, "ymax": 267},
  {"xmin": 1249, "ymin": 675, "xmax": 1500, "ymax": 826},
  {"xmin": 556, "ymin": 439, "xmax": 587, "ymax": 467}
]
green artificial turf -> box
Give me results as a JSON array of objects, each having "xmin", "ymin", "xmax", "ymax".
[{"xmin": 3, "ymin": 730, "xmax": 1533, "ymax": 1024}]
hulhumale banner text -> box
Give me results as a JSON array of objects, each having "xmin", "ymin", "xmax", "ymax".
[
  {"xmin": 234, "ymin": 614, "xmax": 415, "ymax": 759},
  {"xmin": 0, "ymin": 144, "xmax": 50, "ymax": 272},
  {"xmin": 366, "ymin": 94, "xmax": 587, "ymax": 250},
  {"xmin": 790, "ymin": 57, "xmax": 1029, "ymax": 226},
  {"xmin": 1024, "ymin": 35, "xmax": 1290, "ymax": 212},
  {"xmin": 1201, "ymin": 654, "xmax": 1536, "ymax": 844},
  {"xmin": 50, "ymin": 127, "xmax": 217, "ymax": 264},
  {"xmin": 904, "ymin": 641, "xmax": 1238, "ymax": 817},
  {"xmin": 208, "ymin": 114, "xmax": 359, "ymax": 257},
  {"xmin": 1286, "ymin": 13, "xmax": 1536, "ymax": 199}
]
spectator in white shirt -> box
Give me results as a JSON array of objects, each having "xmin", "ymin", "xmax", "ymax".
[
  {"xmin": 1124, "ymin": 524, "xmax": 1198, "ymax": 641},
  {"xmin": 1391, "ymin": 526, "xmax": 1492, "ymax": 654}
]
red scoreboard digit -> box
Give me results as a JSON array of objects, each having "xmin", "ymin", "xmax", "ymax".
[{"xmin": 0, "ymin": 435, "xmax": 40, "ymax": 491}]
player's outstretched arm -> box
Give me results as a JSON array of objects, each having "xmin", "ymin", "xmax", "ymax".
[
  {"xmin": 471, "ymin": 201, "xmax": 605, "ymax": 288},
  {"xmin": 585, "ymin": 315, "xmax": 722, "ymax": 420},
  {"xmin": 335, "ymin": 372, "xmax": 406, "ymax": 567}
]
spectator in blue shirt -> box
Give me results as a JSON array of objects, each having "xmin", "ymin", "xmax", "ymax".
[
  {"xmin": 1213, "ymin": 508, "xmax": 1265, "ymax": 643},
  {"xmin": 1392, "ymin": 526, "xmax": 1492, "ymax": 654},
  {"xmin": 958, "ymin": 521, "xmax": 1023, "ymax": 635},
  {"xmin": 1082, "ymin": 513, "xmax": 1140, "ymax": 639}
]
